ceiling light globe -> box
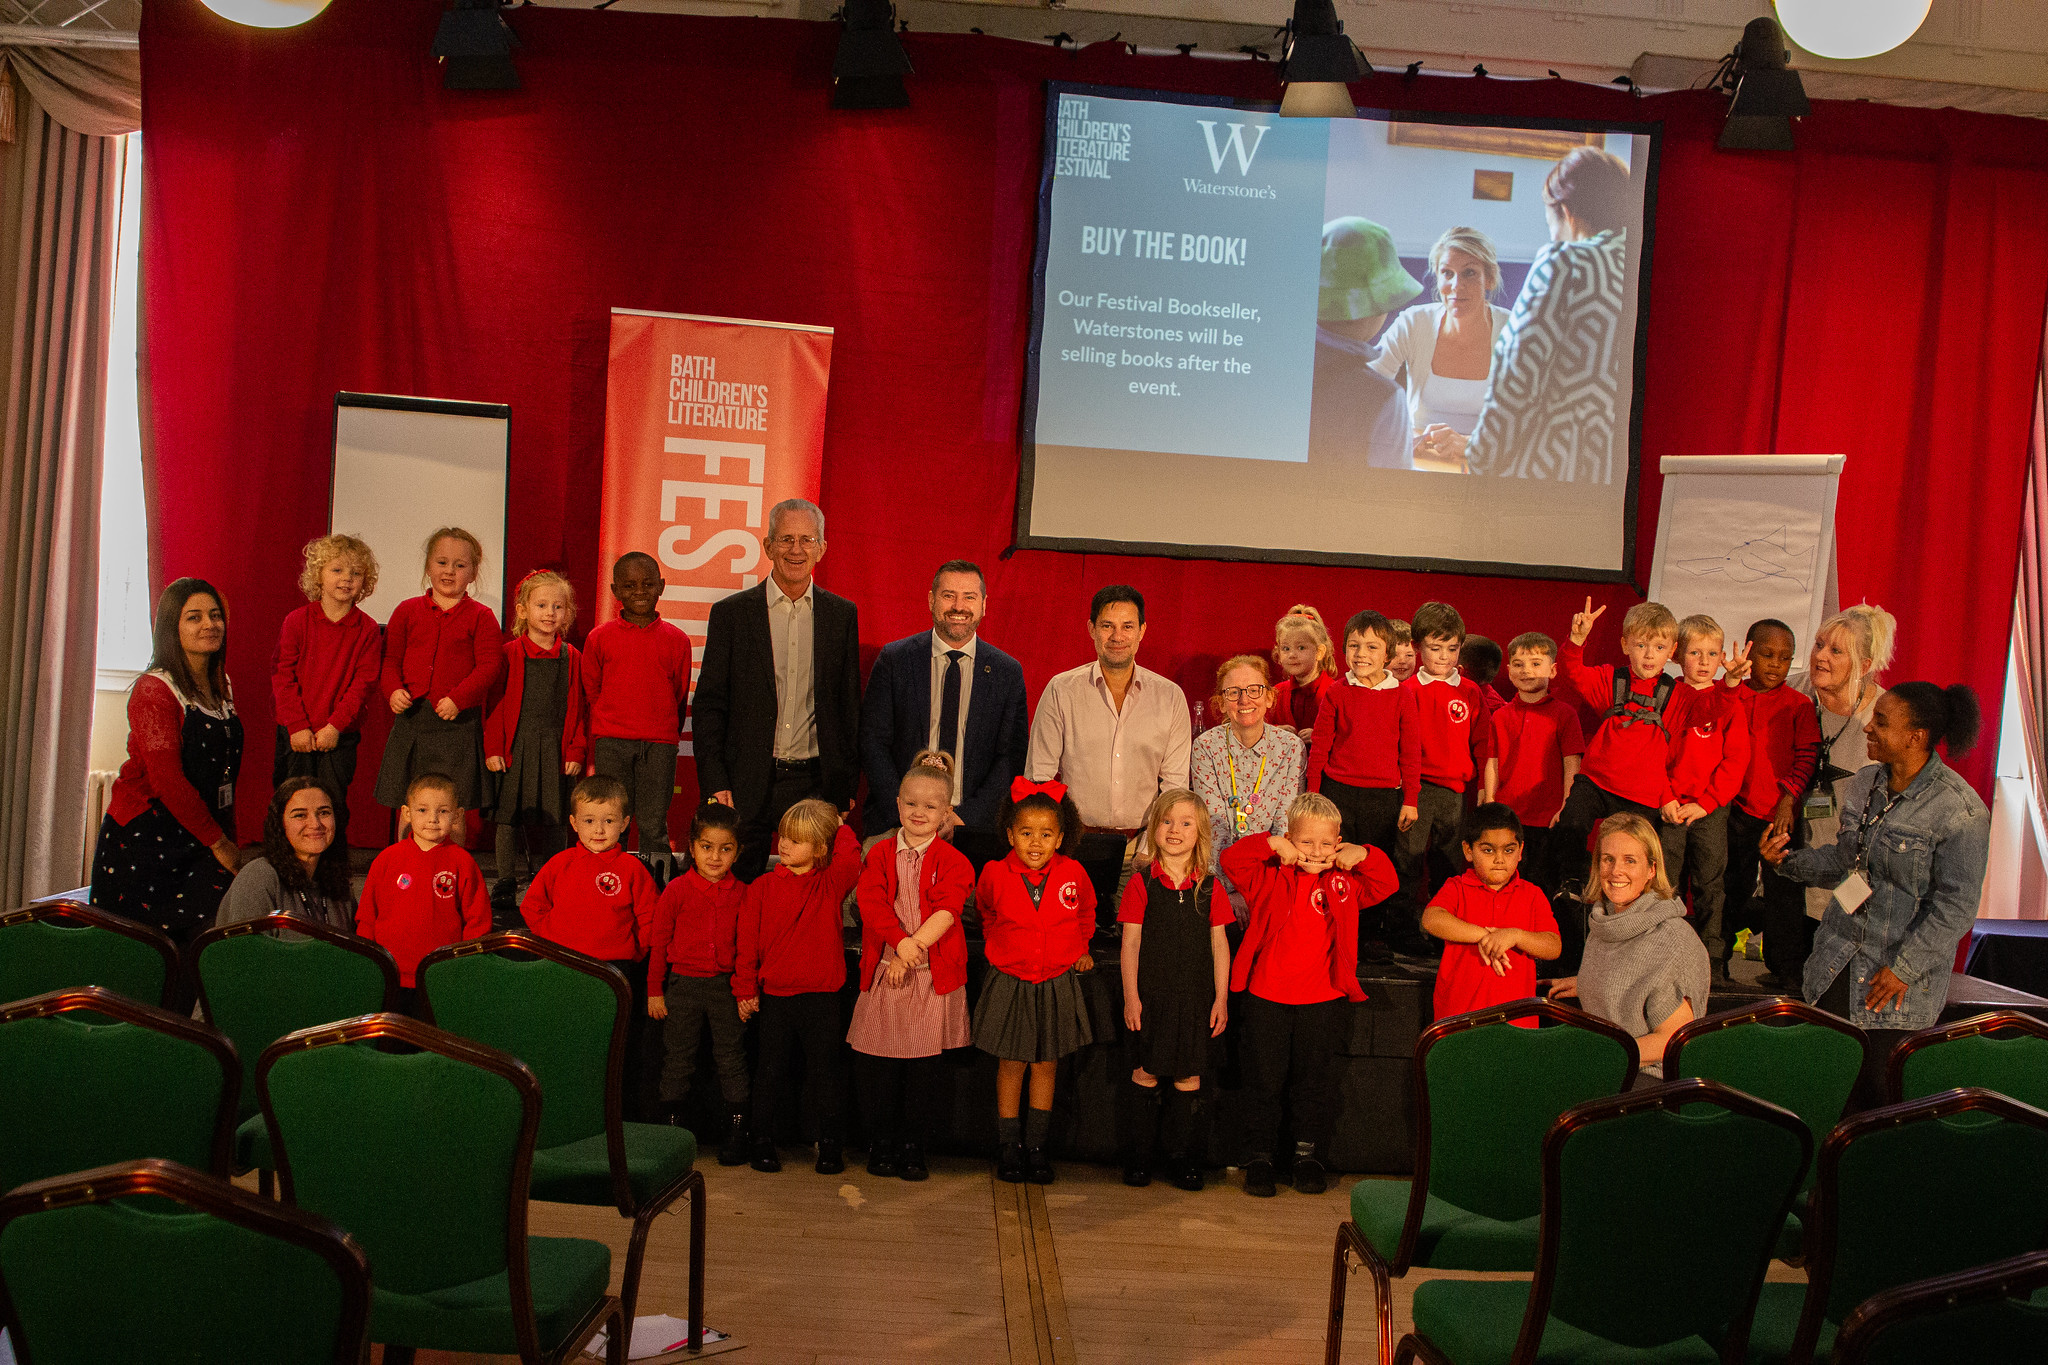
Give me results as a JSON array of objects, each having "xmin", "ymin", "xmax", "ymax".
[
  {"xmin": 1773, "ymin": 0, "xmax": 1931, "ymax": 61},
  {"xmin": 199, "ymin": 0, "xmax": 332, "ymax": 30}
]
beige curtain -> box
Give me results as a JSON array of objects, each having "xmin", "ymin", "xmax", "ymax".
[{"xmin": 0, "ymin": 55, "xmax": 135, "ymax": 905}]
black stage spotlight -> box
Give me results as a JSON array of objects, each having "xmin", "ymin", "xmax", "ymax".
[
  {"xmin": 833, "ymin": 0, "xmax": 913, "ymax": 110},
  {"xmin": 1717, "ymin": 17, "xmax": 1809, "ymax": 151},
  {"xmin": 1279, "ymin": 0, "xmax": 1368, "ymax": 118},
  {"xmin": 433, "ymin": 0, "xmax": 519, "ymax": 90}
]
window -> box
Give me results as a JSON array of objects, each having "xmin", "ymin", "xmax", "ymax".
[{"xmin": 96, "ymin": 133, "xmax": 146, "ymax": 679}]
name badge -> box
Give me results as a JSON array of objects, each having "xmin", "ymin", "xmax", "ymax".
[
  {"xmin": 1803, "ymin": 790, "xmax": 1837, "ymax": 822},
  {"xmin": 1833, "ymin": 870, "xmax": 1871, "ymax": 914},
  {"xmin": 218, "ymin": 783, "xmax": 236, "ymax": 810}
]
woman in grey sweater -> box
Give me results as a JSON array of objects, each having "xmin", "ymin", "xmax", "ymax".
[
  {"xmin": 1548, "ymin": 812, "xmax": 1711, "ymax": 1079},
  {"xmin": 215, "ymin": 777, "xmax": 356, "ymax": 933}
]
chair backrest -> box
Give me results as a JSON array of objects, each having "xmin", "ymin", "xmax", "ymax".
[
  {"xmin": 1, "ymin": 901, "xmax": 180, "ymax": 1009},
  {"xmin": 1832, "ymin": 1249, "xmax": 2048, "ymax": 1365},
  {"xmin": 1523, "ymin": 1079, "xmax": 1811, "ymax": 1357},
  {"xmin": 1414, "ymin": 1000, "xmax": 1639, "ymax": 1227},
  {"xmin": 1800, "ymin": 1088, "xmax": 2048, "ymax": 1351},
  {"xmin": 0, "ymin": 1158, "xmax": 370, "ymax": 1365},
  {"xmin": 1665, "ymin": 997, "xmax": 1864, "ymax": 1191},
  {"xmin": 0, "ymin": 987, "xmax": 238, "ymax": 1191},
  {"xmin": 1889, "ymin": 1011, "xmax": 2048, "ymax": 1108},
  {"xmin": 259, "ymin": 1012, "xmax": 539, "ymax": 1302},
  {"xmin": 418, "ymin": 932, "xmax": 626, "ymax": 1156},
  {"xmin": 189, "ymin": 916, "xmax": 400, "ymax": 1119}
]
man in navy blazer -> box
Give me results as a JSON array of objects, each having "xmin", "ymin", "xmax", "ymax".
[{"xmin": 861, "ymin": 560, "xmax": 1028, "ymax": 862}]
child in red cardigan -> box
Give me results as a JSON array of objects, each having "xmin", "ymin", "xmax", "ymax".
[
  {"xmin": 272, "ymin": 533, "xmax": 383, "ymax": 822},
  {"xmin": 1723, "ymin": 619, "xmax": 1821, "ymax": 990},
  {"xmin": 973, "ymin": 781, "xmax": 1097, "ymax": 1186},
  {"xmin": 1398, "ymin": 601, "xmax": 1493, "ymax": 951},
  {"xmin": 648, "ymin": 803, "xmax": 750, "ymax": 1164},
  {"xmin": 734, "ymin": 801, "xmax": 862, "ymax": 1175},
  {"xmin": 1659, "ymin": 615, "xmax": 1752, "ymax": 979},
  {"xmin": 1222, "ymin": 791, "xmax": 1397, "ymax": 1198},
  {"xmin": 355, "ymin": 773, "xmax": 490, "ymax": 1011},
  {"xmin": 849, "ymin": 751, "xmax": 973, "ymax": 1181},
  {"xmin": 582, "ymin": 552, "xmax": 694, "ymax": 867},
  {"xmin": 372, "ymin": 527, "xmax": 503, "ymax": 831},
  {"xmin": 483, "ymin": 571, "xmax": 589, "ymax": 919},
  {"xmin": 1422, "ymin": 804, "xmax": 1561, "ymax": 1025}
]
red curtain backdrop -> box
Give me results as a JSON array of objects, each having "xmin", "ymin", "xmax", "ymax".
[{"xmin": 140, "ymin": 1, "xmax": 2048, "ymax": 839}]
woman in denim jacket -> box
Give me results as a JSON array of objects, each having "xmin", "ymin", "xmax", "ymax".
[{"xmin": 1763, "ymin": 682, "xmax": 1988, "ymax": 1109}]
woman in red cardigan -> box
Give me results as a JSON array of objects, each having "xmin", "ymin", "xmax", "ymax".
[{"xmin": 92, "ymin": 578, "xmax": 246, "ymax": 941}]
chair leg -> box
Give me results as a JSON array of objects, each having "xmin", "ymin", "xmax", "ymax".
[
  {"xmin": 623, "ymin": 1171, "xmax": 708, "ymax": 1353},
  {"xmin": 687, "ymin": 1170, "xmax": 706, "ymax": 1353},
  {"xmin": 607, "ymin": 1298, "xmax": 628, "ymax": 1365},
  {"xmin": 1324, "ymin": 1221, "xmax": 1393, "ymax": 1365}
]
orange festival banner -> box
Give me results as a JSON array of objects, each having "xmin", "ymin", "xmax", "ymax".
[{"xmin": 598, "ymin": 307, "xmax": 835, "ymax": 823}]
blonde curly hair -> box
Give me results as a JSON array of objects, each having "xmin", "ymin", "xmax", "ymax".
[{"xmin": 298, "ymin": 533, "xmax": 379, "ymax": 604}]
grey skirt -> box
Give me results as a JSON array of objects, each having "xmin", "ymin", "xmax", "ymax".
[
  {"xmin": 374, "ymin": 703, "xmax": 486, "ymax": 809},
  {"xmin": 973, "ymin": 967, "xmax": 1095, "ymax": 1063},
  {"xmin": 483, "ymin": 726, "xmax": 568, "ymax": 823}
]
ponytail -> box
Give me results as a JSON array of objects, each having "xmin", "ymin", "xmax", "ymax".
[{"xmin": 1887, "ymin": 681, "xmax": 1983, "ymax": 757}]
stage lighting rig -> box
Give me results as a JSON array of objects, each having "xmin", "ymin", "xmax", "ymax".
[
  {"xmin": 832, "ymin": 0, "xmax": 914, "ymax": 111},
  {"xmin": 433, "ymin": 0, "xmax": 520, "ymax": 92},
  {"xmin": 1278, "ymin": 0, "xmax": 1368, "ymax": 119},
  {"xmin": 1716, "ymin": 17, "xmax": 1809, "ymax": 151}
]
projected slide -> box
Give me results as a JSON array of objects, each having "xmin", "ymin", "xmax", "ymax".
[{"xmin": 1019, "ymin": 83, "xmax": 1657, "ymax": 580}]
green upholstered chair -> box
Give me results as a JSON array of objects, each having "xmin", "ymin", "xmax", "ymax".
[
  {"xmin": 1741, "ymin": 1088, "xmax": 2048, "ymax": 1365},
  {"xmin": 1392, "ymin": 1079, "xmax": 1812, "ymax": 1365},
  {"xmin": 1833, "ymin": 1250, "xmax": 2048, "ymax": 1365},
  {"xmin": 258, "ymin": 1011, "xmax": 625, "ymax": 1365},
  {"xmin": 0, "ymin": 1157, "xmax": 370, "ymax": 1365},
  {"xmin": 0, "ymin": 986, "xmax": 238, "ymax": 1192},
  {"xmin": 187, "ymin": 914, "xmax": 400, "ymax": 1195},
  {"xmin": 1326, "ymin": 998, "xmax": 1639, "ymax": 1365},
  {"xmin": 418, "ymin": 931, "xmax": 706, "ymax": 1351},
  {"xmin": 1888, "ymin": 1011, "xmax": 2048, "ymax": 1108},
  {"xmin": 1, "ymin": 900, "xmax": 181, "ymax": 1009}
]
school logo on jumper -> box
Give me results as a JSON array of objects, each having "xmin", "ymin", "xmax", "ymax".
[
  {"xmin": 433, "ymin": 870, "xmax": 457, "ymax": 898},
  {"xmin": 596, "ymin": 871, "xmax": 623, "ymax": 897},
  {"xmin": 396, "ymin": 873, "xmax": 413, "ymax": 891},
  {"xmin": 1329, "ymin": 875, "xmax": 1348, "ymax": 900},
  {"xmin": 1447, "ymin": 698, "xmax": 1471, "ymax": 725},
  {"xmin": 1058, "ymin": 881, "xmax": 1080, "ymax": 911},
  {"xmin": 1311, "ymin": 887, "xmax": 1327, "ymax": 913},
  {"xmin": 1692, "ymin": 721, "xmax": 1717, "ymax": 738}
]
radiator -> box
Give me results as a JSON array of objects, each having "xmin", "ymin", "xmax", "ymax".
[{"xmin": 81, "ymin": 769, "xmax": 120, "ymax": 884}]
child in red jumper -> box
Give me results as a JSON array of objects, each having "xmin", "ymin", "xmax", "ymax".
[
  {"xmin": 974, "ymin": 780, "xmax": 1097, "ymax": 1186},
  {"xmin": 1305, "ymin": 610, "xmax": 1420, "ymax": 884},
  {"xmin": 1398, "ymin": 601, "xmax": 1493, "ymax": 949},
  {"xmin": 733, "ymin": 801, "xmax": 862, "ymax": 1175},
  {"xmin": 1723, "ymin": 619, "xmax": 1821, "ymax": 990},
  {"xmin": 272, "ymin": 533, "xmax": 383, "ymax": 825},
  {"xmin": 355, "ymin": 772, "xmax": 490, "ymax": 1013},
  {"xmin": 1553, "ymin": 598, "xmax": 1680, "ymax": 888},
  {"xmin": 483, "ymin": 571, "xmax": 589, "ymax": 918},
  {"xmin": 1483, "ymin": 632, "xmax": 1585, "ymax": 896},
  {"xmin": 1659, "ymin": 615, "xmax": 1752, "ymax": 979},
  {"xmin": 373, "ymin": 528, "xmax": 503, "ymax": 831},
  {"xmin": 647, "ymin": 802, "xmax": 750, "ymax": 1164},
  {"xmin": 1223, "ymin": 791, "xmax": 1397, "ymax": 1198},
  {"xmin": 582, "ymin": 552, "xmax": 694, "ymax": 868},
  {"xmin": 1422, "ymin": 804, "xmax": 1561, "ymax": 1024},
  {"xmin": 849, "ymin": 751, "xmax": 973, "ymax": 1182}
]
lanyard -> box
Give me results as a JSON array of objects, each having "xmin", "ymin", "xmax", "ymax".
[
  {"xmin": 1225, "ymin": 744, "xmax": 1268, "ymax": 835},
  {"xmin": 1852, "ymin": 782, "xmax": 1911, "ymax": 872}
]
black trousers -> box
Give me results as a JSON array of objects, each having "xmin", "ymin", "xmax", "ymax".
[
  {"xmin": 594, "ymin": 737, "xmax": 678, "ymax": 857},
  {"xmin": 736, "ymin": 759, "xmax": 825, "ymax": 882},
  {"xmin": 752, "ymin": 990, "xmax": 844, "ymax": 1142},
  {"xmin": 1318, "ymin": 776, "xmax": 1407, "ymax": 937},
  {"xmin": 1726, "ymin": 807, "xmax": 1814, "ymax": 983},
  {"xmin": 272, "ymin": 725, "xmax": 359, "ymax": 834},
  {"xmin": 1817, "ymin": 969, "xmax": 1913, "ymax": 1113},
  {"xmin": 1551, "ymin": 779, "xmax": 1659, "ymax": 893},
  {"xmin": 1395, "ymin": 782, "xmax": 1465, "ymax": 922},
  {"xmin": 1237, "ymin": 993, "xmax": 1346, "ymax": 1163},
  {"xmin": 855, "ymin": 1052, "xmax": 943, "ymax": 1149},
  {"xmin": 1517, "ymin": 825, "xmax": 1565, "ymax": 899},
  {"xmin": 660, "ymin": 972, "xmax": 750, "ymax": 1107},
  {"xmin": 1660, "ymin": 806, "xmax": 1731, "ymax": 962},
  {"xmin": 1073, "ymin": 831, "xmax": 1132, "ymax": 937}
]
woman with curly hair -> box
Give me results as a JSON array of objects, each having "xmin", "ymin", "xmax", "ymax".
[{"xmin": 215, "ymin": 776, "xmax": 357, "ymax": 933}]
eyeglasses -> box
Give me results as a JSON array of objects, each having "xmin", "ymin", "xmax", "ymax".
[
  {"xmin": 769, "ymin": 535, "xmax": 820, "ymax": 552},
  {"xmin": 1218, "ymin": 685, "xmax": 1269, "ymax": 702}
]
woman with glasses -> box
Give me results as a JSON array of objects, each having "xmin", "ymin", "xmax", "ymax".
[{"xmin": 1190, "ymin": 655, "xmax": 1303, "ymax": 920}]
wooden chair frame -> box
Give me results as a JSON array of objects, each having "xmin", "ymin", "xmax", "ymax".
[
  {"xmin": 256, "ymin": 1011, "xmax": 625, "ymax": 1365},
  {"xmin": 1663, "ymin": 995, "xmax": 1868, "ymax": 1079},
  {"xmin": 1326, "ymin": 997, "xmax": 1641, "ymax": 1365},
  {"xmin": 0, "ymin": 985, "xmax": 241, "ymax": 1177},
  {"xmin": 1782, "ymin": 1086, "xmax": 2048, "ymax": 1365},
  {"xmin": 1885, "ymin": 1010, "xmax": 2048, "ymax": 1104},
  {"xmin": 1832, "ymin": 1249, "xmax": 2048, "ymax": 1365},
  {"xmin": 184, "ymin": 914, "xmax": 403, "ymax": 1024},
  {"xmin": 418, "ymin": 930, "xmax": 708, "ymax": 1353},
  {"xmin": 2, "ymin": 900, "xmax": 183, "ymax": 1010},
  {"xmin": 1393, "ymin": 1079, "xmax": 1811, "ymax": 1365},
  {"xmin": 0, "ymin": 1157, "xmax": 372, "ymax": 1365}
]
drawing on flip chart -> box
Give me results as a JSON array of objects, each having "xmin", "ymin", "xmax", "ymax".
[{"xmin": 1670, "ymin": 524, "xmax": 1814, "ymax": 591}]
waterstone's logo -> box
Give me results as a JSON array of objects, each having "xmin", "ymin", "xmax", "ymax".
[{"xmin": 1195, "ymin": 120, "xmax": 1270, "ymax": 175}]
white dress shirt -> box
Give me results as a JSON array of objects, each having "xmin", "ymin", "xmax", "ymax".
[
  {"xmin": 1026, "ymin": 661, "xmax": 1191, "ymax": 831},
  {"xmin": 928, "ymin": 631, "xmax": 978, "ymax": 803},
  {"xmin": 767, "ymin": 578, "xmax": 818, "ymax": 762}
]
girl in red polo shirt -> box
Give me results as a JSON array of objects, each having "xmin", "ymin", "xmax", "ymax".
[
  {"xmin": 973, "ymin": 780, "xmax": 1096, "ymax": 1186},
  {"xmin": 482, "ymin": 570, "xmax": 589, "ymax": 918},
  {"xmin": 848, "ymin": 751, "xmax": 973, "ymax": 1182}
]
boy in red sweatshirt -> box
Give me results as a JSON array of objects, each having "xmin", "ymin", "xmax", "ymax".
[
  {"xmin": 1553, "ymin": 598, "xmax": 1679, "ymax": 889},
  {"xmin": 1659, "ymin": 615, "xmax": 1752, "ymax": 979},
  {"xmin": 1422, "ymin": 804, "xmax": 1561, "ymax": 1024},
  {"xmin": 1482, "ymin": 632, "xmax": 1584, "ymax": 896},
  {"xmin": 647, "ymin": 802, "xmax": 751, "ymax": 1164},
  {"xmin": 1222, "ymin": 792, "xmax": 1398, "ymax": 1198},
  {"xmin": 355, "ymin": 772, "xmax": 490, "ymax": 1012},
  {"xmin": 272, "ymin": 533, "xmax": 384, "ymax": 826},
  {"xmin": 1396, "ymin": 601, "xmax": 1492, "ymax": 953},
  {"xmin": 582, "ymin": 552, "xmax": 694, "ymax": 869},
  {"xmin": 733, "ymin": 801, "xmax": 862, "ymax": 1175},
  {"xmin": 1723, "ymin": 619, "xmax": 1820, "ymax": 990}
]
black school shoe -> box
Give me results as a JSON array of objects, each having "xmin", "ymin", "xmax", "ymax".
[
  {"xmin": 1122, "ymin": 1160, "xmax": 1152, "ymax": 1188},
  {"xmin": 1244, "ymin": 1159, "xmax": 1277, "ymax": 1198},
  {"xmin": 1025, "ymin": 1146, "xmax": 1055, "ymax": 1184},
  {"xmin": 866, "ymin": 1142, "xmax": 899, "ymax": 1179},
  {"xmin": 815, "ymin": 1138, "xmax": 846, "ymax": 1175},
  {"xmin": 898, "ymin": 1142, "xmax": 929, "ymax": 1182},
  {"xmin": 749, "ymin": 1140, "xmax": 781, "ymax": 1174},
  {"xmin": 1293, "ymin": 1155, "xmax": 1328, "ymax": 1196},
  {"xmin": 717, "ymin": 1112, "xmax": 750, "ymax": 1166},
  {"xmin": 995, "ymin": 1141, "xmax": 1027, "ymax": 1184},
  {"xmin": 1171, "ymin": 1159, "xmax": 1204, "ymax": 1193}
]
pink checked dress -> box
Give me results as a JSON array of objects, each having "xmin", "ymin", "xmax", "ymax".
[{"xmin": 845, "ymin": 837, "xmax": 971, "ymax": 1059}]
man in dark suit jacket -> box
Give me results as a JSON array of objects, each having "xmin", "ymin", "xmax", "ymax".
[
  {"xmin": 694, "ymin": 498, "xmax": 862, "ymax": 880},
  {"xmin": 860, "ymin": 561, "xmax": 1028, "ymax": 868}
]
